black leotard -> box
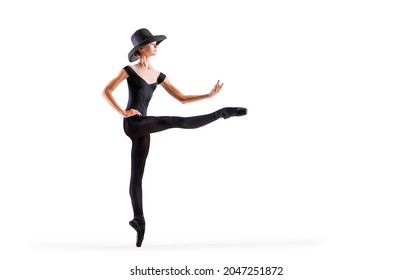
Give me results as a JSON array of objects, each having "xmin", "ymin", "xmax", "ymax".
[{"xmin": 123, "ymin": 66, "xmax": 166, "ymax": 116}]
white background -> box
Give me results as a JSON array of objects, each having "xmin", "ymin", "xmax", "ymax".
[{"xmin": 1, "ymin": 0, "xmax": 412, "ymax": 279}]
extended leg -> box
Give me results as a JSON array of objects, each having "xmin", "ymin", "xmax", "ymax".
[{"xmin": 123, "ymin": 107, "xmax": 247, "ymax": 139}]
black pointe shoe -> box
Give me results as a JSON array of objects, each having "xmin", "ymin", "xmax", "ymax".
[
  {"xmin": 129, "ymin": 219, "xmax": 144, "ymax": 247},
  {"xmin": 221, "ymin": 107, "xmax": 248, "ymax": 119}
]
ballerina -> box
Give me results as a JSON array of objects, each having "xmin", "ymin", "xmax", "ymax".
[{"xmin": 102, "ymin": 28, "xmax": 247, "ymax": 247}]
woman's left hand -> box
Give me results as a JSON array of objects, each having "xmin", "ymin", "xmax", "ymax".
[{"xmin": 208, "ymin": 80, "xmax": 224, "ymax": 98}]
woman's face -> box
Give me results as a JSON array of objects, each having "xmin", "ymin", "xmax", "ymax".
[{"xmin": 140, "ymin": 41, "xmax": 158, "ymax": 56}]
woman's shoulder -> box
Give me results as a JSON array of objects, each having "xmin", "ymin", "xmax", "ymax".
[
  {"xmin": 157, "ymin": 71, "xmax": 166, "ymax": 84},
  {"xmin": 148, "ymin": 67, "xmax": 166, "ymax": 83},
  {"xmin": 122, "ymin": 65, "xmax": 134, "ymax": 76}
]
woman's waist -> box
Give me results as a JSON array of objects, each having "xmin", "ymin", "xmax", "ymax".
[{"xmin": 125, "ymin": 105, "xmax": 147, "ymax": 116}]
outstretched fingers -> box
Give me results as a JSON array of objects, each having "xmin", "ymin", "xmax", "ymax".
[{"xmin": 210, "ymin": 80, "xmax": 224, "ymax": 97}]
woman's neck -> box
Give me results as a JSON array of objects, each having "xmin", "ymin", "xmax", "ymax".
[{"xmin": 137, "ymin": 56, "xmax": 152, "ymax": 70}]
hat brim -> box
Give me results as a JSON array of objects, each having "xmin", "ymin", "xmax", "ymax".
[{"xmin": 128, "ymin": 35, "xmax": 167, "ymax": 62}]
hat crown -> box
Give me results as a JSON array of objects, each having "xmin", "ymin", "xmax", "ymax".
[
  {"xmin": 131, "ymin": 28, "xmax": 153, "ymax": 46},
  {"xmin": 128, "ymin": 28, "xmax": 166, "ymax": 62}
]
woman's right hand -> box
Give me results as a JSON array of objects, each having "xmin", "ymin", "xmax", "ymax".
[{"xmin": 123, "ymin": 109, "xmax": 142, "ymax": 118}]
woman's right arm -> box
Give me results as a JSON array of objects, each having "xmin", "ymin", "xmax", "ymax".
[{"xmin": 101, "ymin": 69, "xmax": 141, "ymax": 117}]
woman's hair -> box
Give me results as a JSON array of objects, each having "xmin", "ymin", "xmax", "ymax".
[{"xmin": 133, "ymin": 50, "xmax": 140, "ymax": 58}]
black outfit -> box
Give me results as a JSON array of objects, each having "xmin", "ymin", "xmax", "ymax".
[{"xmin": 121, "ymin": 66, "xmax": 246, "ymax": 246}]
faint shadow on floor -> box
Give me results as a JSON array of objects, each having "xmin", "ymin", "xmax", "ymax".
[{"xmin": 28, "ymin": 237, "xmax": 322, "ymax": 252}]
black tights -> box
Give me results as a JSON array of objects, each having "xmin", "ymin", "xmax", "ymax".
[{"xmin": 123, "ymin": 110, "xmax": 221, "ymax": 229}]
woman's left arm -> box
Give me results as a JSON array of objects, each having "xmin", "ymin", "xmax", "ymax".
[{"xmin": 160, "ymin": 77, "xmax": 223, "ymax": 104}]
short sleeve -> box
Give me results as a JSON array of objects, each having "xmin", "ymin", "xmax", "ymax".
[
  {"xmin": 123, "ymin": 66, "xmax": 133, "ymax": 76},
  {"xmin": 157, "ymin": 72, "xmax": 166, "ymax": 84}
]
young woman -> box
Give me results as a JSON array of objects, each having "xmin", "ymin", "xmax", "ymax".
[{"xmin": 102, "ymin": 28, "xmax": 247, "ymax": 247}]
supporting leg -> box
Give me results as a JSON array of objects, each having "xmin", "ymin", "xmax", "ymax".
[{"xmin": 129, "ymin": 134, "xmax": 150, "ymax": 247}]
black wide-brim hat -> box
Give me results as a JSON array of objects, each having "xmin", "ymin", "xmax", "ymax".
[{"xmin": 128, "ymin": 28, "xmax": 167, "ymax": 62}]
